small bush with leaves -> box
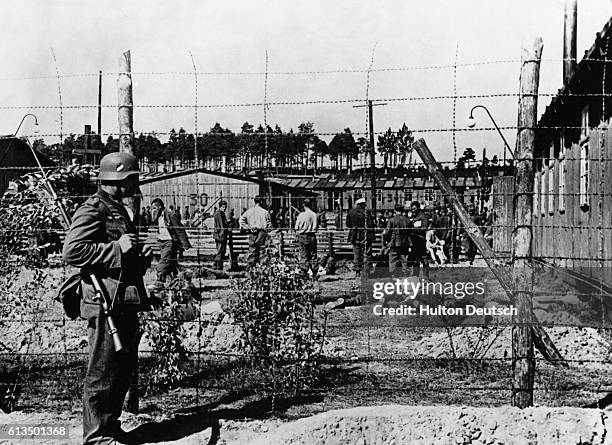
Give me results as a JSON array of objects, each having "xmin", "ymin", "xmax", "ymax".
[
  {"xmin": 0, "ymin": 165, "xmax": 92, "ymax": 411},
  {"xmin": 141, "ymin": 274, "xmax": 200, "ymax": 389},
  {"xmin": 227, "ymin": 248, "xmax": 327, "ymax": 396},
  {"xmin": 0, "ymin": 163, "xmax": 95, "ymax": 254}
]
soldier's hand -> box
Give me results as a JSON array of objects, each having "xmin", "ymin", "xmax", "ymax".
[{"xmin": 118, "ymin": 234, "xmax": 138, "ymax": 253}]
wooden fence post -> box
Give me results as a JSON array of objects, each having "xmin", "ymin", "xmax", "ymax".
[
  {"xmin": 118, "ymin": 49, "xmax": 140, "ymax": 414},
  {"xmin": 118, "ymin": 50, "xmax": 138, "ymax": 222},
  {"xmin": 512, "ymin": 37, "xmax": 543, "ymax": 408},
  {"xmin": 118, "ymin": 52, "xmax": 134, "ymax": 152}
]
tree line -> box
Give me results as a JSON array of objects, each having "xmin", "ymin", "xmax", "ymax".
[{"xmin": 32, "ymin": 121, "xmax": 427, "ymax": 171}]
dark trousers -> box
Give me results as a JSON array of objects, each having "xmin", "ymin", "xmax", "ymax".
[
  {"xmin": 83, "ymin": 308, "xmax": 139, "ymax": 444},
  {"xmin": 409, "ymin": 236, "xmax": 429, "ymax": 278},
  {"xmin": 157, "ymin": 239, "xmax": 178, "ymax": 282},
  {"xmin": 248, "ymin": 230, "xmax": 268, "ymax": 267},
  {"xmin": 214, "ymin": 239, "xmax": 227, "ymax": 269},
  {"xmin": 352, "ymin": 241, "xmax": 372, "ymax": 273},
  {"xmin": 389, "ymin": 246, "xmax": 410, "ymax": 275},
  {"xmin": 297, "ymin": 233, "xmax": 317, "ymax": 272},
  {"xmin": 228, "ymin": 233, "xmax": 238, "ymax": 270}
]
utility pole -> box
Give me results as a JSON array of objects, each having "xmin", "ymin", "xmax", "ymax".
[
  {"xmin": 84, "ymin": 124, "xmax": 91, "ymax": 165},
  {"xmin": 98, "ymin": 70, "xmax": 102, "ymax": 143},
  {"xmin": 353, "ymin": 100, "xmax": 387, "ymax": 213},
  {"xmin": 353, "ymin": 100, "xmax": 387, "ymax": 279}
]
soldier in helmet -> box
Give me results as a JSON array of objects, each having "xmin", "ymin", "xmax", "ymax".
[{"xmin": 62, "ymin": 151, "xmax": 153, "ymax": 445}]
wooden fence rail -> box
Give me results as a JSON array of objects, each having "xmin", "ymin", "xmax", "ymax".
[{"xmin": 140, "ymin": 228, "xmax": 385, "ymax": 259}]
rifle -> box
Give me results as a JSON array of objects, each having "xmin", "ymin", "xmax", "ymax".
[
  {"xmin": 24, "ymin": 139, "xmax": 124, "ymax": 352},
  {"xmin": 88, "ymin": 273, "xmax": 123, "ymax": 352}
]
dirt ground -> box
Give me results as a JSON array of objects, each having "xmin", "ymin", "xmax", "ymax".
[{"xmin": 2, "ymin": 257, "xmax": 612, "ymax": 443}]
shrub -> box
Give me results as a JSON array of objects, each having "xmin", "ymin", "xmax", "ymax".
[
  {"xmin": 141, "ymin": 274, "xmax": 200, "ymax": 389},
  {"xmin": 0, "ymin": 249, "xmax": 51, "ymax": 412},
  {"xmin": 0, "ymin": 164, "xmax": 94, "ymax": 254},
  {"xmin": 0, "ymin": 165, "xmax": 93, "ymax": 411},
  {"xmin": 227, "ymin": 249, "xmax": 327, "ymax": 397}
]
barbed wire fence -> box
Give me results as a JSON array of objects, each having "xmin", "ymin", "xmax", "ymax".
[{"xmin": 1, "ymin": 44, "xmax": 612, "ymax": 418}]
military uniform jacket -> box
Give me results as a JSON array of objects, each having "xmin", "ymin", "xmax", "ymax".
[
  {"xmin": 162, "ymin": 209, "xmax": 192, "ymax": 250},
  {"xmin": 384, "ymin": 214, "xmax": 412, "ymax": 248},
  {"xmin": 213, "ymin": 209, "xmax": 228, "ymax": 242},
  {"xmin": 346, "ymin": 207, "xmax": 374, "ymax": 244},
  {"xmin": 62, "ymin": 190, "xmax": 150, "ymax": 316}
]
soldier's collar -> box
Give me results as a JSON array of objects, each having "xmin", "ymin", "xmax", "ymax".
[{"xmin": 96, "ymin": 188, "xmax": 124, "ymax": 207}]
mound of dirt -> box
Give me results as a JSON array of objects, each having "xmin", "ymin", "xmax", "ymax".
[
  {"xmin": 252, "ymin": 405, "xmax": 608, "ymax": 445},
  {"xmin": 412, "ymin": 326, "xmax": 612, "ymax": 368},
  {"xmin": 139, "ymin": 300, "xmax": 243, "ymax": 355}
]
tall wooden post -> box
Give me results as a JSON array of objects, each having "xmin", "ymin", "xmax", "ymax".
[
  {"xmin": 563, "ymin": 0, "xmax": 578, "ymax": 85},
  {"xmin": 117, "ymin": 51, "xmax": 138, "ymax": 226},
  {"xmin": 512, "ymin": 37, "xmax": 543, "ymax": 408},
  {"xmin": 118, "ymin": 50, "xmax": 140, "ymax": 414},
  {"xmin": 118, "ymin": 51, "xmax": 134, "ymax": 154},
  {"xmin": 117, "ymin": 50, "xmax": 139, "ymax": 232}
]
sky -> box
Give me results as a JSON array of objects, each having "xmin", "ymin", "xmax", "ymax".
[{"xmin": 0, "ymin": 0, "xmax": 611, "ymax": 162}]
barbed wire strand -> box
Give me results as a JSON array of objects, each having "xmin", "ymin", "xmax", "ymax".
[
  {"xmin": 8, "ymin": 90, "xmax": 612, "ymax": 114},
  {"xmin": 8, "ymin": 56, "xmax": 612, "ymax": 82},
  {"xmin": 50, "ymin": 47, "xmax": 64, "ymax": 157},
  {"xmin": 453, "ymin": 42, "xmax": 459, "ymax": 164}
]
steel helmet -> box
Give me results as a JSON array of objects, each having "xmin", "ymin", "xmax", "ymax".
[{"xmin": 95, "ymin": 152, "xmax": 140, "ymax": 181}]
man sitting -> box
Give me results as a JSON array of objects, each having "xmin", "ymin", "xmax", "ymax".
[{"xmin": 426, "ymin": 228, "xmax": 447, "ymax": 264}]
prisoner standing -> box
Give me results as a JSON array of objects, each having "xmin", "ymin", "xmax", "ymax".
[
  {"xmin": 150, "ymin": 198, "xmax": 191, "ymax": 283},
  {"xmin": 346, "ymin": 197, "xmax": 374, "ymax": 276},
  {"xmin": 213, "ymin": 200, "xmax": 229, "ymax": 270},
  {"xmin": 295, "ymin": 198, "xmax": 318, "ymax": 275},
  {"xmin": 239, "ymin": 196, "xmax": 272, "ymax": 267}
]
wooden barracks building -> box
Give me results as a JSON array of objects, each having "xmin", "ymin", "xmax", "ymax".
[{"xmin": 531, "ymin": 15, "xmax": 612, "ymax": 287}]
